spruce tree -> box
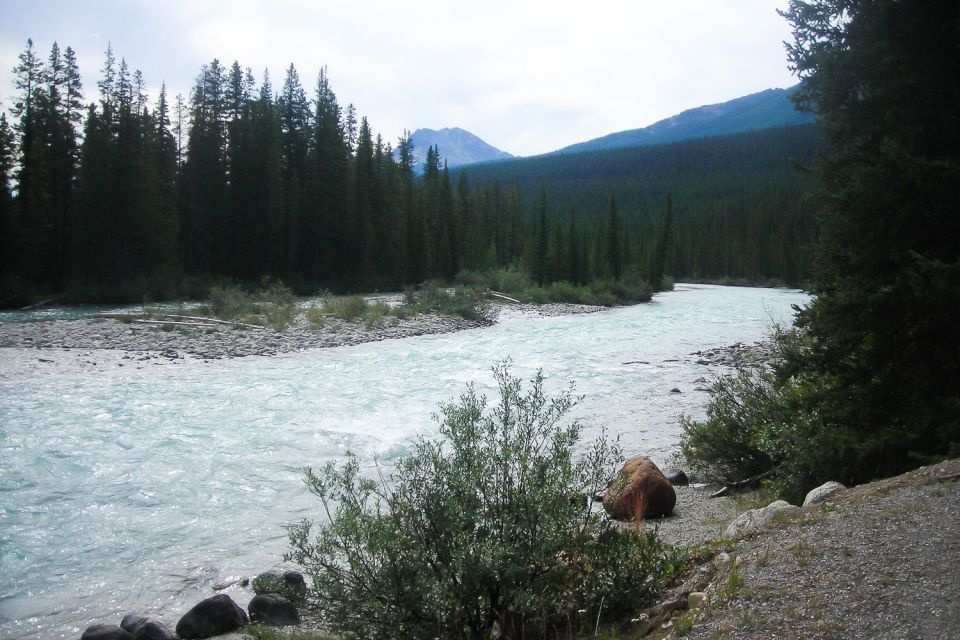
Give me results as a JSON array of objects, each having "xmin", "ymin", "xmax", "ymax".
[
  {"xmin": 780, "ymin": 0, "xmax": 960, "ymax": 477},
  {"xmin": 534, "ymin": 186, "xmax": 548, "ymax": 286},
  {"xmin": 606, "ymin": 193, "xmax": 622, "ymax": 281}
]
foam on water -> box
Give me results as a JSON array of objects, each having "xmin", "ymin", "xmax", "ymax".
[{"xmin": 0, "ymin": 284, "xmax": 809, "ymax": 638}]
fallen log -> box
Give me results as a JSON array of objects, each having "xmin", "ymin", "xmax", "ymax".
[
  {"xmin": 131, "ymin": 319, "xmax": 220, "ymax": 329},
  {"xmin": 95, "ymin": 312, "xmax": 265, "ymax": 330},
  {"xmin": 488, "ymin": 290, "xmax": 522, "ymax": 304},
  {"xmin": 710, "ymin": 468, "xmax": 777, "ymax": 498}
]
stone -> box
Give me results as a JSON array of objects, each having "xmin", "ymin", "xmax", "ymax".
[
  {"xmin": 803, "ymin": 481, "xmax": 846, "ymax": 507},
  {"xmin": 132, "ymin": 621, "xmax": 174, "ymax": 640},
  {"xmin": 175, "ymin": 594, "xmax": 248, "ymax": 639},
  {"xmin": 724, "ymin": 500, "xmax": 799, "ymax": 538},
  {"xmin": 663, "ymin": 468, "xmax": 689, "ymax": 486},
  {"xmin": 248, "ymin": 593, "xmax": 301, "ymax": 626},
  {"xmin": 120, "ymin": 615, "xmax": 174, "ymax": 640},
  {"xmin": 660, "ymin": 596, "xmax": 686, "ymax": 613},
  {"xmin": 251, "ymin": 570, "xmax": 307, "ymax": 604},
  {"xmin": 120, "ymin": 615, "xmax": 148, "ymax": 634},
  {"xmin": 670, "ymin": 387, "xmax": 682, "ymax": 394},
  {"xmin": 81, "ymin": 625, "xmax": 134, "ymax": 640},
  {"xmin": 211, "ymin": 576, "xmax": 245, "ymax": 591},
  {"xmin": 602, "ymin": 456, "xmax": 676, "ymax": 521},
  {"xmin": 688, "ymin": 592, "xmax": 709, "ymax": 609}
]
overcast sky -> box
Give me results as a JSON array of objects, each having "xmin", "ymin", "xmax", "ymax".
[{"xmin": 1, "ymin": 0, "xmax": 798, "ymax": 157}]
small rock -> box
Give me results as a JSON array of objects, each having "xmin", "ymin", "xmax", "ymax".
[
  {"xmin": 211, "ymin": 576, "xmax": 245, "ymax": 591},
  {"xmin": 660, "ymin": 596, "xmax": 686, "ymax": 613},
  {"xmin": 803, "ymin": 481, "xmax": 846, "ymax": 507},
  {"xmin": 81, "ymin": 625, "xmax": 134, "ymax": 640},
  {"xmin": 251, "ymin": 570, "xmax": 307, "ymax": 604},
  {"xmin": 688, "ymin": 592, "xmax": 709, "ymax": 609},
  {"xmin": 715, "ymin": 551, "xmax": 731, "ymax": 566},
  {"xmin": 120, "ymin": 615, "xmax": 148, "ymax": 634},
  {"xmin": 725, "ymin": 500, "xmax": 799, "ymax": 538},
  {"xmin": 248, "ymin": 593, "xmax": 301, "ymax": 626},
  {"xmin": 175, "ymin": 594, "xmax": 248, "ymax": 639},
  {"xmin": 663, "ymin": 468, "xmax": 689, "ymax": 486},
  {"xmin": 670, "ymin": 387, "xmax": 682, "ymax": 394},
  {"xmin": 132, "ymin": 621, "xmax": 174, "ymax": 640}
]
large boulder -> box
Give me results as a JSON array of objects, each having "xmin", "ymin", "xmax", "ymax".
[
  {"xmin": 251, "ymin": 570, "xmax": 307, "ymax": 605},
  {"xmin": 175, "ymin": 594, "xmax": 248, "ymax": 639},
  {"xmin": 248, "ymin": 594, "xmax": 300, "ymax": 626},
  {"xmin": 81, "ymin": 626, "xmax": 134, "ymax": 640},
  {"xmin": 602, "ymin": 456, "xmax": 676, "ymax": 521},
  {"xmin": 120, "ymin": 614, "xmax": 175, "ymax": 640},
  {"xmin": 803, "ymin": 481, "xmax": 846, "ymax": 507},
  {"xmin": 724, "ymin": 500, "xmax": 798, "ymax": 538}
]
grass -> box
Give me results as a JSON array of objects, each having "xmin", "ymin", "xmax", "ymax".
[
  {"xmin": 244, "ymin": 626, "xmax": 336, "ymax": 640},
  {"xmin": 456, "ymin": 268, "xmax": 655, "ymax": 306}
]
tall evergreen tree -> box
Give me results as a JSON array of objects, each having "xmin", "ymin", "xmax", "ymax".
[
  {"xmin": 777, "ymin": 0, "xmax": 960, "ymax": 475},
  {"xmin": 534, "ymin": 186, "xmax": 548, "ymax": 285},
  {"xmin": 606, "ymin": 193, "xmax": 622, "ymax": 281},
  {"xmin": 648, "ymin": 193, "xmax": 673, "ymax": 289}
]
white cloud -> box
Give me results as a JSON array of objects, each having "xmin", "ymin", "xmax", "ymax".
[{"xmin": 1, "ymin": 0, "xmax": 797, "ymax": 155}]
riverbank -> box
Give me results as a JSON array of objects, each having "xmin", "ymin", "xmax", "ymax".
[
  {"xmin": 0, "ymin": 301, "xmax": 606, "ymax": 361},
  {"xmin": 628, "ymin": 458, "xmax": 960, "ymax": 640}
]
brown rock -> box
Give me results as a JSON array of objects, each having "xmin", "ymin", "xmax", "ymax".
[{"xmin": 602, "ymin": 456, "xmax": 677, "ymax": 521}]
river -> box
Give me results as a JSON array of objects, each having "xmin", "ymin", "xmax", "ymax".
[{"xmin": 0, "ymin": 284, "xmax": 808, "ymax": 638}]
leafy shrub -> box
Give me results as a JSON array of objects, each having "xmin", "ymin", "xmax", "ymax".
[
  {"xmin": 680, "ymin": 328, "xmax": 865, "ymax": 501},
  {"xmin": 203, "ymin": 283, "xmax": 297, "ymax": 330},
  {"xmin": 287, "ymin": 363, "xmax": 683, "ymax": 640},
  {"xmin": 401, "ymin": 282, "xmax": 490, "ymax": 321},
  {"xmin": 322, "ymin": 296, "xmax": 369, "ymax": 320},
  {"xmin": 486, "ymin": 268, "xmax": 533, "ymax": 294}
]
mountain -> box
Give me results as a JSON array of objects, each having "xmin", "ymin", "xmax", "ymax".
[
  {"xmin": 554, "ymin": 86, "xmax": 814, "ymax": 155},
  {"xmin": 407, "ymin": 127, "xmax": 513, "ymax": 169}
]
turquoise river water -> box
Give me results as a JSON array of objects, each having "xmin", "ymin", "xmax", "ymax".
[{"xmin": 0, "ymin": 284, "xmax": 809, "ymax": 638}]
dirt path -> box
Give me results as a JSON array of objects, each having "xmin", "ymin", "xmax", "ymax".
[{"xmin": 631, "ymin": 459, "xmax": 960, "ymax": 640}]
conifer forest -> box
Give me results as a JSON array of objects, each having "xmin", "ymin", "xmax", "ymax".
[{"xmin": 0, "ymin": 40, "xmax": 820, "ymax": 304}]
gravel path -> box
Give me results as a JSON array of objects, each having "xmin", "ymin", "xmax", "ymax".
[{"xmin": 644, "ymin": 458, "xmax": 960, "ymax": 640}]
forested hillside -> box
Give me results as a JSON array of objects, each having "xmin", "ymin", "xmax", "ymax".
[
  {"xmin": 0, "ymin": 40, "xmax": 821, "ymax": 306},
  {"xmin": 462, "ymin": 124, "xmax": 824, "ymax": 286},
  {"xmin": 555, "ymin": 85, "xmax": 814, "ymax": 154}
]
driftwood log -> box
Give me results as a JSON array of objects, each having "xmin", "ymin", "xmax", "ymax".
[
  {"xmin": 95, "ymin": 312, "xmax": 266, "ymax": 331},
  {"xmin": 709, "ymin": 468, "xmax": 777, "ymax": 498}
]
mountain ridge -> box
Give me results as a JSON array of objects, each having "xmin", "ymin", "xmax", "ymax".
[
  {"xmin": 406, "ymin": 127, "xmax": 513, "ymax": 170},
  {"xmin": 551, "ymin": 85, "xmax": 813, "ymax": 155}
]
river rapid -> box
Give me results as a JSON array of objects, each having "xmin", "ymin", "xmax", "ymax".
[{"xmin": 0, "ymin": 284, "xmax": 809, "ymax": 638}]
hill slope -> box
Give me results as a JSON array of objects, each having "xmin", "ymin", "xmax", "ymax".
[{"xmin": 555, "ymin": 86, "xmax": 813, "ymax": 155}]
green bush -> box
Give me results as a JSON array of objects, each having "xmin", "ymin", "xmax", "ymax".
[
  {"xmin": 680, "ymin": 328, "xmax": 867, "ymax": 501},
  {"xmin": 401, "ymin": 282, "xmax": 490, "ymax": 321},
  {"xmin": 322, "ymin": 296, "xmax": 369, "ymax": 320},
  {"xmin": 287, "ymin": 363, "xmax": 683, "ymax": 640}
]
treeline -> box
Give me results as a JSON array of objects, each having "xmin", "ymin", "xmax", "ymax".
[
  {"xmin": 0, "ymin": 40, "xmax": 816, "ymax": 305},
  {"xmin": 465, "ymin": 124, "xmax": 824, "ymax": 286}
]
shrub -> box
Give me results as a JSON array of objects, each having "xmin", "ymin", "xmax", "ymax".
[
  {"xmin": 287, "ymin": 363, "xmax": 683, "ymax": 640},
  {"xmin": 401, "ymin": 282, "xmax": 490, "ymax": 321},
  {"xmin": 680, "ymin": 328, "xmax": 865, "ymax": 501},
  {"xmin": 322, "ymin": 296, "xmax": 368, "ymax": 320}
]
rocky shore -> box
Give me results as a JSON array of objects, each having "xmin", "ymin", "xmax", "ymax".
[{"xmin": 0, "ymin": 301, "xmax": 606, "ymax": 361}]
